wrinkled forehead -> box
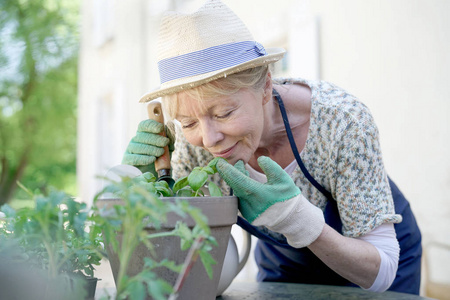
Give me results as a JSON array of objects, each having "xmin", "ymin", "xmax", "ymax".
[
  {"xmin": 176, "ymin": 91, "xmax": 239, "ymax": 120},
  {"xmin": 161, "ymin": 90, "xmax": 203, "ymax": 121},
  {"xmin": 162, "ymin": 80, "xmax": 240, "ymax": 121},
  {"xmin": 176, "ymin": 92, "xmax": 208, "ymax": 118}
]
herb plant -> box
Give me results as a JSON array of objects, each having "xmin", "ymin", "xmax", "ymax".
[
  {"xmin": 0, "ymin": 189, "xmax": 103, "ymax": 299},
  {"xmin": 93, "ymin": 157, "xmax": 223, "ymax": 300},
  {"xmin": 172, "ymin": 157, "xmax": 223, "ymax": 197}
]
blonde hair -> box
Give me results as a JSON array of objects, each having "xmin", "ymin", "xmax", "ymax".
[{"xmin": 161, "ymin": 65, "xmax": 270, "ymax": 121}]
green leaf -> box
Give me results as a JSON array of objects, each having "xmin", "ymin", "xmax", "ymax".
[
  {"xmin": 100, "ymin": 184, "xmax": 122, "ymax": 196},
  {"xmin": 202, "ymin": 166, "xmax": 215, "ymax": 175},
  {"xmin": 137, "ymin": 268, "xmax": 157, "ymax": 280},
  {"xmin": 206, "ymin": 235, "xmax": 218, "ymax": 247},
  {"xmin": 126, "ymin": 280, "xmax": 146, "ymax": 300},
  {"xmin": 155, "ymin": 181, "xmax": 173, "ymax": 197},
  {"xmin": 141, "ymin": 182, "xmax": 157, "ymax": 194},
  {"xmin": 187, "ymin": 169, "xmax": 208, "ymax": 191},
  {"xmin": 142, "ymin": 172, "xmax": 156, "ymax": 182},
  {"xmin": 199, "ymin": 250, "xmax": 217, "ymax": 279},
  {"xmin": 175, "ymin": 222, "xmax": 193, "ymax": 251},
  {"xmin": 176, "ymin": 188, "xmax": 195, "ymax": 197},
  {"xmin": 195, "ymin": 189, "xmax": 205, "ymax": 197},
  {"xmin": 180, "ymin": 239, "xmax": 192, "ymax": 251},
  {"xmin": 187, "ymin": 210, "xmax": 209, "ymax": 234},
  {"xmin": 147, "ymin": 279, "xmax": 173, "ymax": 300},
  {"xmin": 130, "ymin": 175, "xmax": 148, "ymax": 186},
  {"xmin": 207, "ymin": 157, "xmax": 222, "ymax": 172},
  {"xmin": 172, "ymin": 176, "xmax": 189, "ymax": 193},
  {"xmin": 157, "ymin": 259, "xmax": 182, "ymax": 273},
  {"xmin": 0, "ymin": 204, "xmax": 16, "ymax": 217},
  {"xmin": 207, "ymin": 181, "xmax": 222, "ymax": 197}
]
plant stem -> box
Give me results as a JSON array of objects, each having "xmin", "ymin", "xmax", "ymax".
[
  {"xmin": 36, "ymin": 214, "xmax": 59, "ymax": 278},
  {"xmin": 146, "ymin": 229, "xmax": 177, "ymax": 240},
  {"xmin": 169, "ymin": 236, "xmax": 205, "ymax": 300},
  {"xmin": 116, "ymin": 215, "xmax": 139, "ymax": 296},
  {"xmin": 43, "ymin": 240, "xmax": 58, "ymax": 278}
]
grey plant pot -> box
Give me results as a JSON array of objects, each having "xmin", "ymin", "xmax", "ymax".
[{"xmin": 97, "ymin": 196, "xmax": 238, "ymax": 300}]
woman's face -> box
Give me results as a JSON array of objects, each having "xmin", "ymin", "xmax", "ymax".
[{"xmin": 176, "ymin": 88, "xmax": 266, "ymax": 165}]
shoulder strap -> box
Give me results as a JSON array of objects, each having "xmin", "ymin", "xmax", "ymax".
[{"xmin": 273, "ymin": 89, "xmax": 335, "ymax": 202}]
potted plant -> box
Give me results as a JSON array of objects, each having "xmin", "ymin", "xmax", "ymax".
[
  {"xmin": 0, "ymin": 188, "xmax": 104, "ymax": 300},
  {"xmin": 93, "ymin": 158, "xmax": 238, "ymax": 300}
]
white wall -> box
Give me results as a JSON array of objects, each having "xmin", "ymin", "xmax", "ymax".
[{"xmin": 78, "ymin": 0, "xmax": 154, "ymax": 204}]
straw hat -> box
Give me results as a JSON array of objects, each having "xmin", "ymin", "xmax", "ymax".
[{"xmin": 139, "ymin": 0, "xmax": 286, "ymax": 103}]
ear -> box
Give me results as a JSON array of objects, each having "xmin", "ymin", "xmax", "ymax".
[{"xmin": 262, "ymin": 72, "xmax": 273, "ymax": 105}]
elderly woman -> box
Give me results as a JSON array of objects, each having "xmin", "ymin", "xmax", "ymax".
[{"xmin": 122, "ymin": 0, "xmax": 422, "ymax": 294}]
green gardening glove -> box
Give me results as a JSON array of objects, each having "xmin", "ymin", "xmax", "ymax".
[
  {"xmin": 122, "ymin": 119, "xmax": 174, "ymax": 175},
  {"xmin": 217, "ymin": 157, "xmax": 300, "ymax": 223},
  {"xmin": 216, "ymin": 156, "xmax": 325, "ymax": 248}
]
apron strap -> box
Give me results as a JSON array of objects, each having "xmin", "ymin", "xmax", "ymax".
[{"xmin": 273, "ymin": 89, "xmax": 335, "ymax": 202}]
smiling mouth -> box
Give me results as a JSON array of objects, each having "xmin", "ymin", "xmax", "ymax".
[{"xmin": 212, "ymin": 144, "xmax": 237, "ymax": 158}]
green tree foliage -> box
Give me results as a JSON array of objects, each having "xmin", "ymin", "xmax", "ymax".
[{"xmin": 0, "ymin": 0, "xmax": 79, "ymax": 204}]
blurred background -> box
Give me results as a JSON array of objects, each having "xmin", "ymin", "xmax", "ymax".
[{"xmin": 1, "ymin": 0, "xmax": 449, "ymax": 298}]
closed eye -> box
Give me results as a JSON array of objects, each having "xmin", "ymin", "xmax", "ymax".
[
  {"xmin": 215, "ymin": 110, "xmax": 233, "ymax": 119},
  {"xmin": 182, "ymin": 122, "xmax": 197, "ymax": 129},
  {"xmin": 179, "ymin": 118, "xmax": 197, "ymax": 129}
]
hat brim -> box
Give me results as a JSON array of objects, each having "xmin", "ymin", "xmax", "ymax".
[{"xmin": 139, "ymin": 47, "xmax": 286, "ymax": 103}]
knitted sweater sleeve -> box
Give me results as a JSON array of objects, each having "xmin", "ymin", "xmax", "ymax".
[{"xmin": 331, "ymin": 102, "xmax": 402, "ymax": 237}]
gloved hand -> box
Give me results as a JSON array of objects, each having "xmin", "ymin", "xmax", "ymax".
[
  {"xmin": 216, "ymin": 156, "xmax": 325, "ymax": 248},
  {"xmin": 122, "ymin": 119, "xmax": 174, "ymax": 174}
]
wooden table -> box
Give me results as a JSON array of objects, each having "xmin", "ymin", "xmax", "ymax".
[{"xmin": 217, "ymin": 282, "xmax": 435, "ymax": 300}]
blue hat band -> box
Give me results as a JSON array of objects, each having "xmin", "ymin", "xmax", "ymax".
[{"xmin": 158, "ymin": 41, "xmax": 267, "ymax": 84}]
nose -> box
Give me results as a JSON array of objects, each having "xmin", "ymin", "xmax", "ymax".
[{"xmin": 201, "ymin": 120, "xmax": 224, "ymax": 148}]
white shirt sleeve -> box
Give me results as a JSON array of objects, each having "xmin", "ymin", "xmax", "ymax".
[{"xmin": 356, "ymin": 222, "xmax": 400, "ymax": 292}]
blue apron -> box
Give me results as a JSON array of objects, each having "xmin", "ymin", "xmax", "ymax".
[{"xmin": 235, "ymin": 89, "xmax": 422, "ymax": 294}]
